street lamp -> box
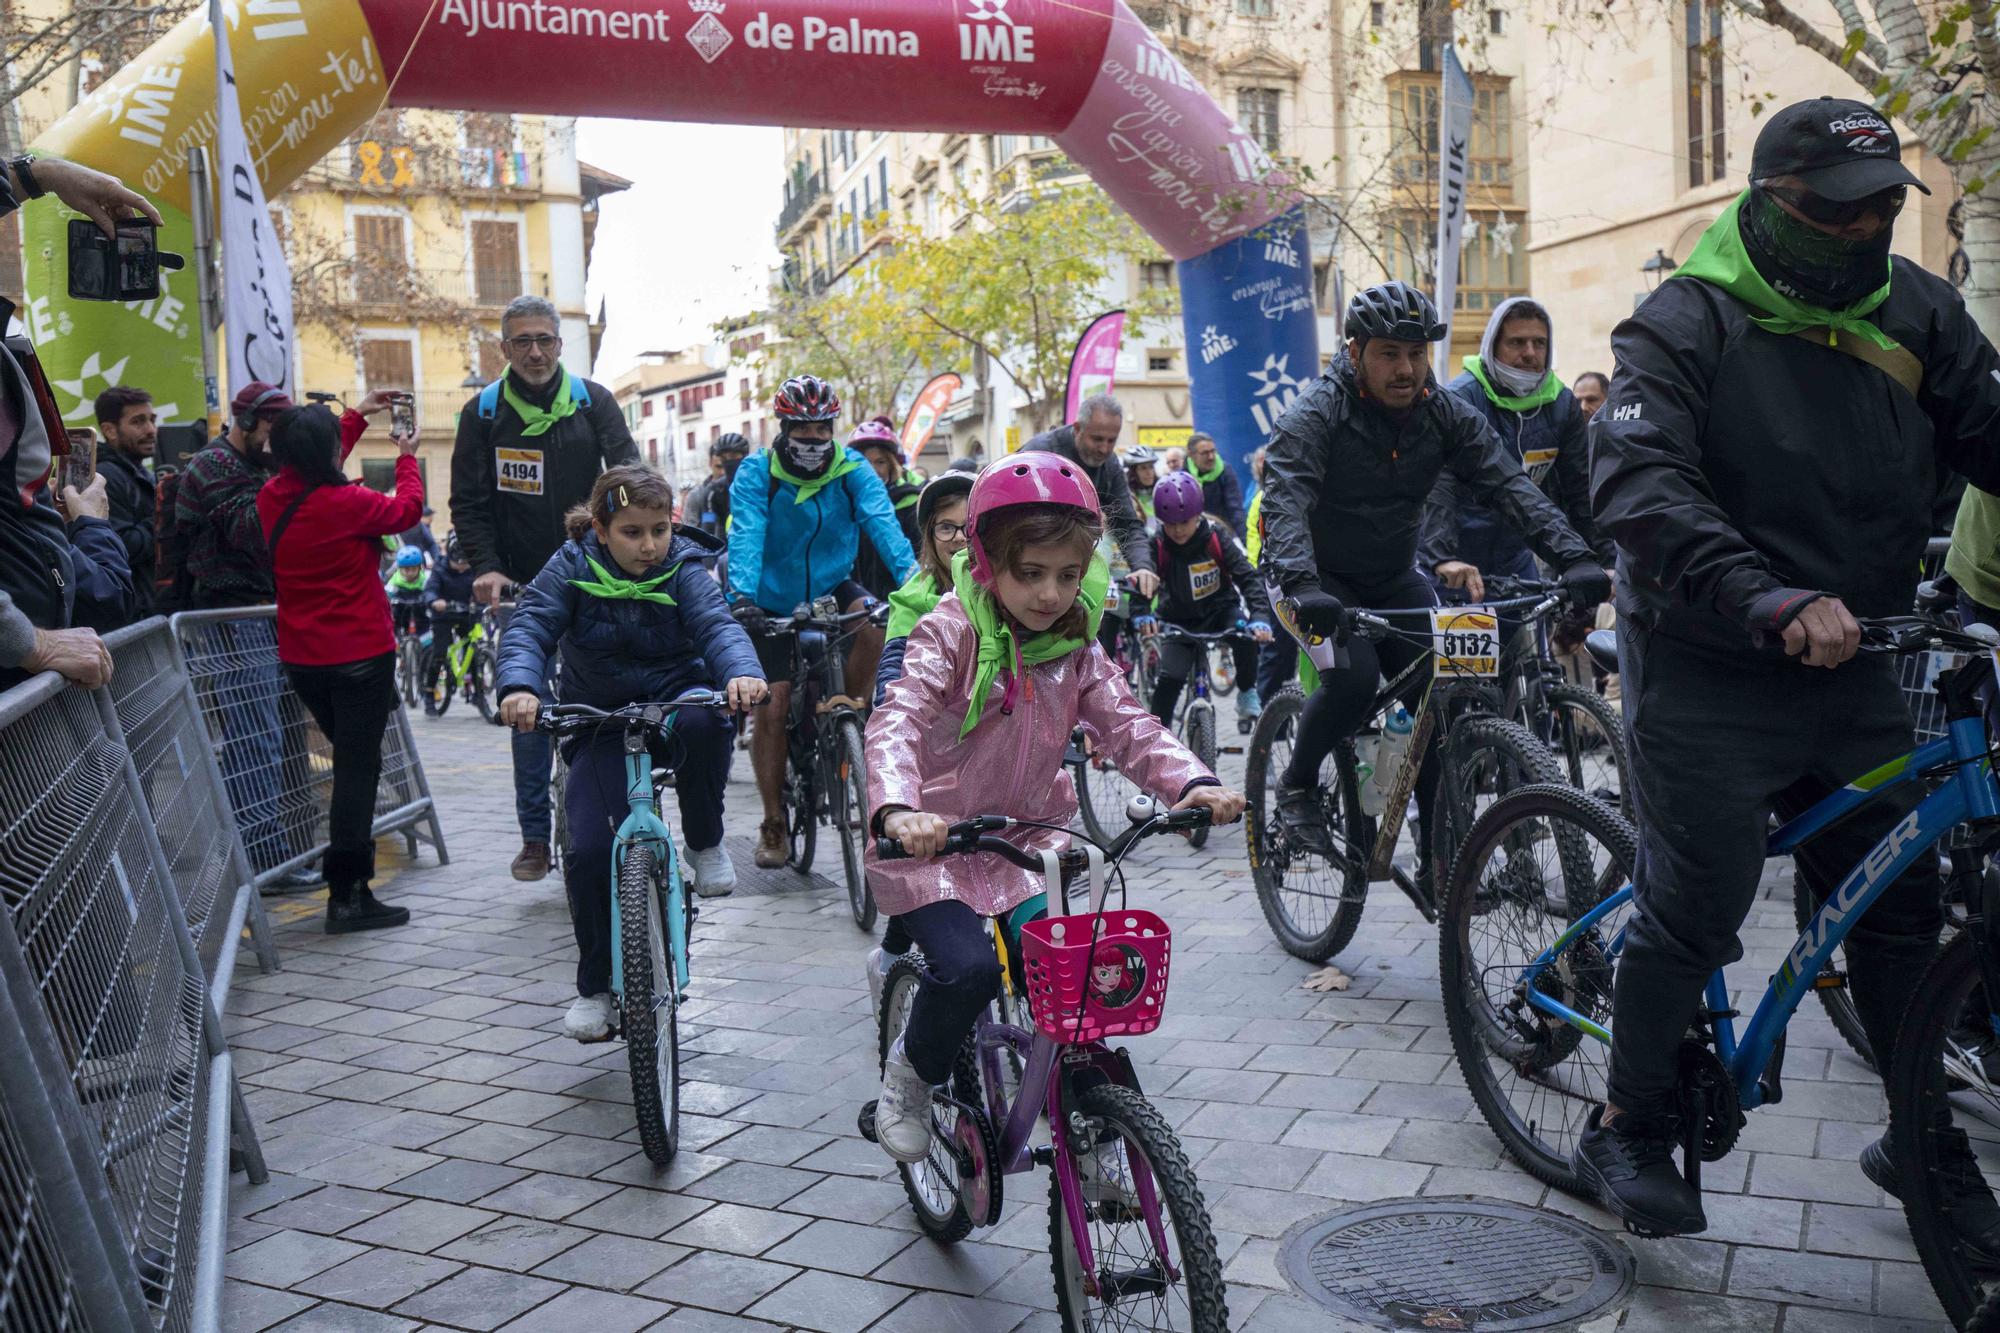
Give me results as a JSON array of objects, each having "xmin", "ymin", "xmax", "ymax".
[
  {"xmin": 461, "ymin": 371, "xmax": 485, "ymax": 389},
  {"xmin": 1640, "ymin": 248, "xmax": 1678, "ymax": 291}
]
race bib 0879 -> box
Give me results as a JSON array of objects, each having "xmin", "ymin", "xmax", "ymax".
[
  {"xmin": 497, "ymin": 447, "xmax": 544, "ymax": 495},
  {"xmin": 1522, "ymin": 447, "xmax": 1558, "ymax": 485},
  {"xmin": 1432, "ymin": 607, "xmax": 1500, "ymax": 677}
]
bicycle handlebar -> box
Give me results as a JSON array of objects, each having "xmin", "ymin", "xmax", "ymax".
[
  {"xmin": 537, "ymin": 690, "xmax": 733, "ymax": 735},
  {"xmin": 873, "ymin": 797, "xmax": 1213, "ymax": 869},
  {"xmin": 1856, "ymin": 616, "xmax": 1999, "ymax": 657},
  {"xmin": 1154, "ymin": 623, "xmax": 1260, "ymax": 645}
]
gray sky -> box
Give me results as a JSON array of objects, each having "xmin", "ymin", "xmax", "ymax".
[{"xmin": 577, "ymin": 117, "xmax": 783, "ymax": 380}]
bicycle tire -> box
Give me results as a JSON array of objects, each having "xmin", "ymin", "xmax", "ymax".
[
  {"xmin": 1539, "ymin": 683, "xmax": 1630, "ymax": 815},
  {"xmin": 1074, "ymin": 737, "xmax": 1141, "ymax": 848},
  {"xmin": 1184, "ymin": 705, "xmax": 1216, "ymax": 852},
  {"xmin": 551, "ymin": 748, "xmax": 570, "ymax": 878},
  {"xmin": 1792, "ymin": 867, "xmax": 1876, "ymax": 1071},
  {"xmin": 1889, "ymin": 931, "xmax": 2000, "ymax": 1327},
  {"xmin": 1440, "ymin": 783, "xmax": 1632, "ymax": 1194},
  {"xmin": 1431, "ymin": 714, "xmax": 1571, "ymax": 899},
  {"xmin": 427, "ymin": 647, "xmax": 453, "ymax": 718},
  {"xmin": 833, "ymin": 716, "xmax": 876, "ymax": 931},
  {"xmin": 1209, "ymin": 647, "xmax": 1237, "ymax": 700},
  {"xmin": 473, "ymin": 647, "xmax": 500, "ymax": 725},
  {"xmin": 785, "ymin": 750, "xmax": 817, "ymax": 873},
  {"xmin": 399, "ymin": 640, "xmax": 419, "ymax": 709},
  {"xmin": 878, "ymin": 955, "xmax": 977, "ymax": 1243},
  {"xmin": 1047, "ymin": 1082, "xmax": 1228, "ymax": 1333},
  {"xmin": 619, "ymin": 842, "xmax": 681, "ymax": 1164},
  {"xmin": 1245, "ymin": 686, "xmax": 1371, "ymax": 962}
]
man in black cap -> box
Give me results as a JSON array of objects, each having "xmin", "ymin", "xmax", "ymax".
[{"xmin": 1579, "ymin": 98, "xmax": 2000, "ymax": 1242}]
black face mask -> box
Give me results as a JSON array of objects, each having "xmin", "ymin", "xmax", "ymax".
[
  {"xmin": 777, "ymin": 430, "xmax": 836, "ymax": 480},
  {"xmin": 1739, "ymin": 184, "xmax": 1893, "ymax": 309},
  {"xmin": 721, "ymin": 455, "xmax": 744, "ymax": 485}
]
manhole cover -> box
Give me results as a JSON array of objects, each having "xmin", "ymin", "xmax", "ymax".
[{"xmin": 1277, "ymin": 1197, "xmax": 1635, "ymax": 1331}]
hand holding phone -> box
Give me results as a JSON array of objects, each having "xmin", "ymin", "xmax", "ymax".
[
  {"xmin": 61, "ymin": 429, "xmax": 97, "ymax": 496},
  {"xmin": 388, "ymin": 391, "xmax": 416, "ymax": 439}
]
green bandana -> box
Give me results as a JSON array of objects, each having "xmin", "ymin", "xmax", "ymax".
[
  {"xmin": 768, "ymin": 451, "xmax": 859, "ymax": 505},
  {"xmin": 1673, "ymin": 191, "xmax": 1900, "ymax": 354},
  {"xmin": 1462, "ymin": 356, "xmax": 1564, "ymax": 413},
  {"xmin": 885, "ymin": 569, "xmax": 942, "ymax": 640},
  {"xmin": 501, "ymin": 366, "xmax": 583, "ymax": 438},
  {"xmin": 951, "ymin": 548, "xmax": 1109, "ymax": 738},
  {"xmin": 1189, "ymin": 456, "xmax": 1225, "ymax": 485},
  {"xmin": 569, "ymin": 554, "xmax": 680, "ymax": 605},
  {"xmin": 387, "ymin": 569, "xmax": 424, "ymax": 592}
]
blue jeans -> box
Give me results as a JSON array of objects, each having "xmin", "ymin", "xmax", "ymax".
[
  {"xmin": 206, "ymin": 620, "xmax": 290, "ymax": 868},
  {"xmin": 515, "ymin": 727, "xmax": 553, "ymax": 844}
]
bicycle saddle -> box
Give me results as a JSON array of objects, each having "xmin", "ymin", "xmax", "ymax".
[{"xmin": 1583, "ymin": 629, "xmax": 1620, "ymax": 676}]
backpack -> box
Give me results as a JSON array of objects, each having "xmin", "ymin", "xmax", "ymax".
[{"xmin": 473, "ymin": 374, "xmax": 593, "ymax": 437}]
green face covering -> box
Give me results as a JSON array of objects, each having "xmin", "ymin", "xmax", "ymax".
[
  {"xmin": 1189, "ymin": 455, "xmax": 1225, "ymax": 485},
  {"xmin": 502, "ymin": 366, "xmax": 582, "ymax": 438},
  {"xmin": 768, "ymin": 451, "xmax": 859, "ymax": 504},
  {"xmin": 1672, "ymin": 191, "xmax": 1900, "ymax": 354},
  {"xmin": 950, "ymin": 547, "xmax": 1109, "ymax": 738},
  {"xmin": 569, "ymin": 553, "xmax": 680, "ymax": 605},
  {"xmin": 1462, "ymin": 355, "xmax": 1564, "ymax": 413}
]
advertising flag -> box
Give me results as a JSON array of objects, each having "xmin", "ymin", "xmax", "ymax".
[
  {"xmin": 1063, "ymin": 309, "xmax": 1126, "ymax": 426},
  {"xmin": 211, "ymin": 0, "xmax": 295, "ymax": 399},
  {"xmin": 1431, "ymin": 44, "xmax": 1475, "ymax": 381},
  {"xmin": 900, "ymin": 372, "xmax": 962, "ymax": 456}
]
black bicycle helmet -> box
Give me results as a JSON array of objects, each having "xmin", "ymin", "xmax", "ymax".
[
  {"xmin": 711, "ymin": 431, "xmax": 750, "ymax": 456},
  {"xmin": 1343, "ymin": 280, "xmax": 1447, "ymax": 343},
  {"xmin": 915, "ymin": 469, "xmax": 976, "ymax": 539}
]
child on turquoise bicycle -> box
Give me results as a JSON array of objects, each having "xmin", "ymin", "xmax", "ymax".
[
  {"xmin": 497, "ymin": 465, "xmax": 767, "ymax": 1041},
  {"xmin": 865, "ymin": 452, "xmax": 1243, "ymax": 1163}
]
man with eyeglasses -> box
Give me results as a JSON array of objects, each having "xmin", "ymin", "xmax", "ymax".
[
  {"xmin": 1580, "ymin": 98, "xmax": 2000, "ymax": 1244},
  {"xmin": 450, "ymin": 294, "xmax": 638, "ymax": 882}
]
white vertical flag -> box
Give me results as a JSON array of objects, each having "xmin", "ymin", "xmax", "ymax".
[
  {"xmin": 1432, "ymin": 44, "xmax": 1474, "ymax": 382},
  {"xmin": 211, "ymin": 0, "xmax": 294, "ymax": 397}
]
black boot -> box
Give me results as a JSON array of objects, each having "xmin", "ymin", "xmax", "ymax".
[
  {"xmin": 1572, "ymin": 1106, "xmax": 1706, "ymax": 1236},
  {"xmin": 1861, "ymin": 1131, "xmax": 2000, "ymax": 1261},
  {"xmin": 327, "ymin": 883, "xmax": 410, "ymax": 935}
]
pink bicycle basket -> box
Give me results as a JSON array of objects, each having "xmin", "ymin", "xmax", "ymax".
[{"xmin": 1019, "ymin": 910, "xmax": 1172, "ymax": 1043}]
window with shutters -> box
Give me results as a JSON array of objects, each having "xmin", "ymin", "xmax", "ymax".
[
  {"xmin": 470, "ymin": 219, "xmax": 522, "ymax": 306},
  {"xmin": 1684, "ymin": 1, "xmax": 1725, "ymax": 187},
  {"xmin": 361, "ymin": 336, "xmax": 416, "ymax": 393},
  {"xmin": 1237, "ymin": 88, "xmax": 1282, "ymax": 154},
  {"xmin": 352, "ymin": 214, "xmax": 408, "ymax": 303}
]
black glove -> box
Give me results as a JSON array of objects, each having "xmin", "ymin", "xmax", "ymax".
[
  {"xmin": 731, "ymin": 602, "xmax": 771, "ymax": 635},
  {"xmin": 1282, "ymin": 588, "xmax": 1347, "ymax": 639},
  {"xmin": 1559, "ymin": 562, "xmax": 1612, "ymax": 608}
]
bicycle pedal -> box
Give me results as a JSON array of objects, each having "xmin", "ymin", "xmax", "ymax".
[
  {"xmin": 857, "ymin": 1099, "xmax": 880, "ymax": 1143},
  {"xmin": 1222, "ymin": 744, "xmax": 1246, "ymax": 754}
]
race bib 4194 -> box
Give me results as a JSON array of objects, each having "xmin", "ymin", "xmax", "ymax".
[{"xmin": 497, "ymin": 447, "xmax": 544, "ymax": 495}]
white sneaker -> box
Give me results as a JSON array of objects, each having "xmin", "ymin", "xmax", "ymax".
[
  {"xmin": 565, "ymin": 993, "xmax": 615, "ymax": 1041},
  {"xmin": 865, "ymin": 947, "xmax": 893, "ymax": 1014},
  {"xmin": 1076, "ymin": 1137, "xmax": 1141, "ymax": 1219},
  {"xmin": 875, "ymin": 1038, "xmax": 934, "ymax": 1163},
  {"xmin": 690, "ymin": 844, "xmax": 735, "ymax": 898}
]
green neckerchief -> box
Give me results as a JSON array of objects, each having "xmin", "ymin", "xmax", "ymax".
[
  {"xmin": 388, "ymin": 569, "xmax": 424, "ymax": 592},
  {"xmin": 1462, "ymin": 355, "xmax": 1565, "ymax": 413},
  {"xmin": 894, "ymin": 468, "xmax": 924, "ymax": 511},
  {"xmin": 768, "ymin": 451, "xmax": 859, "ymax": 505},
  {"xmin": 1674, "ymin": 191, "xmax": 1899, "ymax": 353},
  {"xmin": 1189, "ymin": 456, "xmax": 1225, "ymax": 485},
  {"xmin": 569, "ymin": 553, "xmax": 680, "ymax": 605},
  {"xmin": 886, "ymin": 569, "xmax": 942, "ymax": 640},
  {"xmin": 501, "ymin": 366, "xmax": 583, "ymax": 438},
  {"xmin": 951, "ymin": 547, "xmax": 1109, "ymax": 738}
]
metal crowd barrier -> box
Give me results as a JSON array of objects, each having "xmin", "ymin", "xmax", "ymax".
[
  {"xmin": 0, "ymin": 652, "xmax": 268, "ymax": 1330},
  {"xmin": 168, "ymin": 607, "xmax": 451, "ymax": 889}
]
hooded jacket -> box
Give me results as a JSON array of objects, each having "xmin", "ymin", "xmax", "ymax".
[
  {"xmin": 1422, "ymin": 298, "xmax": 1609, "ymax": 576},
  {"xmin": 97, "ymin": 445, "xmax": 157, "ymax": 609},
  {"xmin": 864, "ymin": 592, "xmax": 1212, "ymax": 918},
  {"xmin": 1595, "ymin": 256, "xmax": 2000, "ymax": 658},
  {"xmin": 497, "ymin": 525, "xmax": 761, "ymax": 711},
  {"xmin": 726, "ymin": 446, "xmax": 915, "ymax": 613},
  {"xmin": 1258, "ymin": 353, "xmax": 1598, "ymax": 595}
]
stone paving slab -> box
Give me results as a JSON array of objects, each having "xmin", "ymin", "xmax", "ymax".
[{"xmin": 221, "ymin": 707, "xmax": 1955, "ymax": 1331}]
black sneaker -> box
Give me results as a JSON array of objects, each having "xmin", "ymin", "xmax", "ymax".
[
  {"xmin": 1572, "ymin": 1107, "xmax": 1706, "ymax": 1237},
  {"xmin": 1275, "ymin": 785, "xmax": 1334, "ymax": 857},
  {"xmin": 1862, "ymin": 1132, "xmax": 2000, "ymax": 1261},
  {"xmin": 327, "ymin": 886, "xmax": 410, "ymax": 935}
]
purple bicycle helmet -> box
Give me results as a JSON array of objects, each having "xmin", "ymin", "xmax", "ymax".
[
  {"xmin": 1152, "ymin": 470, "xmax": 1206, "ymax": 525},
  {"xmin": 965, "ymin": 452, "xmax": 1102, "ymax": 589}
]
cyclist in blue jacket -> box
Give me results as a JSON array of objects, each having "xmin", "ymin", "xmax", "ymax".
[{"xmin": 727, "ymin": 374, "xmax": 916, "ymax": 868}]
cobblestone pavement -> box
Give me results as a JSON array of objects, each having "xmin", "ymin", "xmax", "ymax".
[{"xmin": 222, "ymin": 706, "xmax": 1950, "ymax": 1332}]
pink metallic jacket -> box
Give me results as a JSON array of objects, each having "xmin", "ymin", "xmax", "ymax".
[{"xmin": 864, "ymin": 594, "xmax": 1215, "ymax": 919}]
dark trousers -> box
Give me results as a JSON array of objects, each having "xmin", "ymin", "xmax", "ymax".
[
  {"xmin": 1607, "ymin": 622, "xmax": 1943, "ymax": 1115},
  {"xmin": 495, "ymin": 603, "xmax": 554, "ymax": 843},
  {"xmin": 1149, "ymin": 625, "xmax": 1258, "ymax": 724},
  {"xmin": 1281, "ymin": 570, "xmax": 1440, "ymax": 852},
  {"xmin": 561, "ymin": 706, "xmax": 732, "ymax": 997},
  {"xmin": 893, "ymin": 900, "xmax": 1002, "ymax": 1084},
  {"xmin": 284, "ymin": 653, "xmax": 397, "ymax": 889}
]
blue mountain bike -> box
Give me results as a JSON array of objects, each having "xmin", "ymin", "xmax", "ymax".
[
  {"xmin": 1439, "ymin": 617, "xmax": 1998, "ymax": 1274},
  {"xmin": 538, "ymin": 691, "xmax": 730, "ymax": 1164}
]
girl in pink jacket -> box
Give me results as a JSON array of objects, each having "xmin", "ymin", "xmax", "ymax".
[{"xmin": 865, "ymin": 452, "xmax": 1244, "ymax": 1164}]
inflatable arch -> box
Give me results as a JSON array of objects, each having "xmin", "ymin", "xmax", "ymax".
[{"xmin": 27, "ymin": 0, "xmax": 1320, "ymax": 480}]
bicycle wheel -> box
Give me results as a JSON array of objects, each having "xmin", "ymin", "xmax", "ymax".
[
  {"xmin": 1074, "ymin": 730, "xmax": 1141, "ymax": 847},
  {"xmin": 1890, "ymin": 931, "xmax": 2000, "ymax": 1327},
  {"xmin": 1048, "ymin": 1082, "xmax": 1228, "ymax": 1333},
  {"xmin": 1431, "ymin": 715, "xmax": 1570, "ymax": 897},
  {"xmin": 1182, "ymin": 705, "xmax": 1217, "ymax": 852},
  {"xmin": 1792, "ymin": 867, "xmax": 1876, "ymax": 1070},
  {"xmin": 551, "ymin": 748, "xmax": 570, "ymax": 878},
  {"xmin": 785, "ymin": 749, "xmax": 817, "ymax": 873},
  {"xmin": 427, "ymin": 649, "xmax": 453, "ymax": 718},
  {"xmin": 1539, "ymin": 683, "xmax": 1630, "ymax": 814},
  {"xmin": 618, "ymin": 843, "xmax": 681, "ymax": 1164},
  {"xmin": 399, "ymin": 640, "xmax": 419, "ymax": 708},
  {"xmin": 1208, "ymin": 648, "xmax": 1237, "ymax": 700},
  {"xmin": 878, "ymin": 955, "xmax": 977, "ymax": 1244},
  {"xmin": 832, "ymin": 717, "xmax": 876, "ymax": 931},
  {"xmin": 1441, "ymin": 783, "xmax": 1630, "ymax": 1192},
  {"xmin": 473, "ymin": 648, "xmax": 500, "ymax": 725},
  {"xmin": 1245, "ymin": 686, "xmax": 1371, "ymax": 962}
]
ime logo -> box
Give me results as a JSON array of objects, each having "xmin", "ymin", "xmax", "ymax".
[{"xmin": 961, "ymin": 0, "xmax": 1035, "ymax": 62}]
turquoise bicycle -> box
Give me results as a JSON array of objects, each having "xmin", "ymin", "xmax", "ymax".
[
  {"xmin": 538, "ymin": 691, "xmax": 729, "ymax": 1164},
  {"xmin": 1439, "ymin": 617, "xmax": 1999, "ymax": 1274}
]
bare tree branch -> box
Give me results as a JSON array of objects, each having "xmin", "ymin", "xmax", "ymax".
[
  {"xmin": 1727, "ymin": 0, "xmax": 1883, "ymax": 88},
  {"xmin": 1829, "ymin": 0, "xmax": 1888, "ymax": 66},
  {"xmin": 1969, "ymin": 0, "xmax": 2000, "ymax": 95}
]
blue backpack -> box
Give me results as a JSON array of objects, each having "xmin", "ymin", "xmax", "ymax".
[{"xmin": 474, "ymin": 375, "xmax": 593, "ymax": 434}]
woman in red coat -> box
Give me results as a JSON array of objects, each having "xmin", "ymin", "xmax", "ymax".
[{"xmin": 259, "ymin": 396, "xmax": 419, "ymax": 934}]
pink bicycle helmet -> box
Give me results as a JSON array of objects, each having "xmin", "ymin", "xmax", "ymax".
[
  {"xmin": 965, "ymin": 452, "xmax": 1102, "ymax": 588},
  {"xmin": 848, "ymin": 420, "xmax": 902, "ymax": 458},
  {"xmin": 1152, "ymin": 471, "xmax": 1205, "ymax": 525}
]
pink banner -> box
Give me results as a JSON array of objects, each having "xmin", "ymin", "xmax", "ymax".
[{"xmin": 1064, "ymin": 310, "xmax": 1127, "ymax": 425}]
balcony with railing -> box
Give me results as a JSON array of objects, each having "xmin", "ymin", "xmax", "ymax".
[
  {"xmin": 303, "ymin": 142, "xmax": 543, "ymax": 197},
  {"xmin": 776, "ymin": 168, "xmax": 830, "ymax": 240},
  {"xmin": 348, "ymin": 266, "xmax": 553, "ymax": 312}
]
